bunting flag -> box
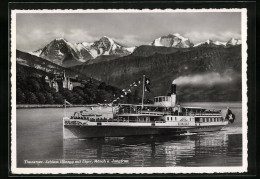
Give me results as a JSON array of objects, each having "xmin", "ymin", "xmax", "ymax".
[{"xmin": 111, "ymin": 77, "xmax": 144, "ymax": 103}]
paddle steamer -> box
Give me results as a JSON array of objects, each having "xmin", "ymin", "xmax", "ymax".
[{"xmin": 63, "ymin": 77, "xmax": 235, "ymax": 139}]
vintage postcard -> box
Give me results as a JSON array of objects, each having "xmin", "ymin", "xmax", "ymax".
[{"xmin": 10, "ymin": 8, "xmax": 248, "ymax": 174}]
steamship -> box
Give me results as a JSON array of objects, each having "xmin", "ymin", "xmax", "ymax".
[{"xmin": 63, "ymin": 77, "xmax": 235, "ymax": 139}]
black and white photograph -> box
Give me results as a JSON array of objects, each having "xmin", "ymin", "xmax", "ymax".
[{"xmin": 10, "ymin": 8, "xmax": 248, "ymax": 174}]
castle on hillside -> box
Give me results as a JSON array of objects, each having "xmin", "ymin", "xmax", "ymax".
[
  {"xmin": 62, "ymin": 71, "xmax": 73, "ymax": 90},
  {"xmin": 45, "ymin": 71, "xmax": 74, "ymax": 92}
]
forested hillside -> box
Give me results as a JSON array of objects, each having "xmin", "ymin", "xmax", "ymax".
[{"xmin": 16, "ymin": 64, "xmax": 139, "ymax": 104}]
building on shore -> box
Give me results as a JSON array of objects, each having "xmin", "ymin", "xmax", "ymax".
[{"xmin": 45, "ymin": 71, "xmax": 87, "ymax": 92}]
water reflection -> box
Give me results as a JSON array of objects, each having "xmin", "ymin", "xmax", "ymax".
[
  {"xmin": 16, "ymin": 103, "xmax": 242, "ymax": 167},
  {"xmin": 63, "ymin": 131, "xmax": 242, "ymax": 167}
]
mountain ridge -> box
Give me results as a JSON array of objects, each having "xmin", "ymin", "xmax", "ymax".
[
  {"xmin": 27, "ymin": 34, "xmax": 242, "ymax": 67},
  {"xmin": 71, "ymin": 45, "xmax": 242, "ymax": 102}
]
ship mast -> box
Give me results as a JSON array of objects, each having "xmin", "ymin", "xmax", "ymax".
[{"xmin": 141, "ymin": 75, "xmax": 145, "ymax": 109}]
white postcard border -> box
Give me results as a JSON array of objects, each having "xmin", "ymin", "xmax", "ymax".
[{"xmin": 10, "ymin": 8, "xmax": 248, "ymax": 174}]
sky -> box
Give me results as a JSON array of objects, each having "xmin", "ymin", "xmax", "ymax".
[{"xmin": 16, "ymin": 12, "xmax": 241, "ymax": 52}]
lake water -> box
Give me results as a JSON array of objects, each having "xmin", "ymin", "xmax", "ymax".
[{"xmin": 16, "ymin": 102, "xmax": 243, "ymax": 167}]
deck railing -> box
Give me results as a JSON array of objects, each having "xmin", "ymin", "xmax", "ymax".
[{"xmin": 116, "ymin": 110, "xmax": 221, "ymax": 116}]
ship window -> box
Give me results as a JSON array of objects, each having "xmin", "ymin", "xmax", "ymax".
[
  {"xmin": 175, "ymin": 117, "xmax": 177, "ymax": 121},
  {"xmin": 200, "ymin": 118, "xmax": 203, "ymax": 122},
  {"xmin": 159, "ymin": 98, "xmax": 162, "ymax": 102}
]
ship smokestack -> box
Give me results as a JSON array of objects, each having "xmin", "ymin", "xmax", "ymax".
[
  {"xmin": 171, "ymin": 81, "xmax": 177, "ymax": 106},
  {"xmin": 171, "ymin": 82, "xmax": 176, "ymax": 95}
]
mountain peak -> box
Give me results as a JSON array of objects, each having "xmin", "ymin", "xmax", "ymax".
[
  {"xmin": 54, "ymin": 37, "xmax": 67, "ymax": 42},
  {"xmin": 151, "ymin": 33, "xmax": 192, "ymax": 48},
  {"xmin": 226, "ymin": 38, "xmax": 241, "ymax": 46}
]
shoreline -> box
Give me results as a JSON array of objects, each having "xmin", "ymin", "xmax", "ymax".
[
  {"xmin": 16, "ymin": 101, "xmax": 242, "ymax": 109},
  {"xmin": 16, "ymin": 104, "xmax": 99, "ymax": 109}
]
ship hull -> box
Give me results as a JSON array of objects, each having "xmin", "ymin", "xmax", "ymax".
[{"xmin": 63, "ymin": 125, "xmax": 225, "ymax": 139}]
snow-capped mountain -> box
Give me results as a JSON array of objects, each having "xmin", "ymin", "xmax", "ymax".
[
  {"xmin": 226, "ymin": 38, "xmax": 242, "ymax": 46},
  {"xmin": 150, "ymin": 33, "xmax": 194, "ymax": 48},
  {"xmin": 90, "ymin": 36, "xmax": 134, "ymax": 56},
  {"xmin": 194, "ymin": 38, "xmax": 242, "ymax": 48},
  {"xmin": 29, "ymin": 48, "xmax": 42, "ymax": 56},
  {"xmin": 194, "ymin": 40, "xmax": 227, "ymax": 47},
  {"xmin": 28, "ymin": 34, "xmax": 241, "ymax": 67},
  {"xmin": 32, "ymin": 36, "xmax": 135, "ymax": 67}
]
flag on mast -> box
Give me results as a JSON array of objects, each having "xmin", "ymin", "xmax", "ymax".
[
  {"xmin": 145, "ymin": 85, "xmax": 151, "ymax": 92},
  {"xmin": 144, "ymin": 76, "xmax": 151, "ymax": 92},
  {"xmin": 145, "ymin": 77, "xmax": 151, "ymax": 85}
]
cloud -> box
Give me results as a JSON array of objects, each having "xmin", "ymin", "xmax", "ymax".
[
  {"xmin": 114, "ymin": 35, "xmax": 147, "ymax": 47},
  {"xmin": 65, "ymin": 29, "xmax": 97, "ymax": 43},
  {"xmin": 184, "ymin": 31, "xmax": 241, "ymax": 43},
  {"xmin": 17, "ymin": 28, "xmax": 97, "ymax": 51}
]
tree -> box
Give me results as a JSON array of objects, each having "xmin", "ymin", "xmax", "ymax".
[
  {"xmin": 96, "ymin": 89, "xmax": 111, "ymax": 103},
  {"xmin": 53, "ymin": 92, "xmax": 64, "ymax": 104},
  {"xmin": 36, "ymin": 92, "xmax": 46, "ymax": 104},
  {"xmin": 17, "ymin": 88, "xmax": 26, "ymax": 104},
  {"xmin": 26, "ymin": 92, "xmax": 39, "ymax": 104},
  {"xmin": 63, "ymin": 90, "xmax": 75, "ymax": 103},
  {"xmin": 27, "ymin": 78, "xmax": 41, "ymax": 92},
  {"xmin": 98, "ymin": 82, "xmax": 107, "ymax": 90},
  {"xmin": 73, "ymin": 94, "xmax": 84, "ymax": 104},
  {"xmin": 74, "ymin": 87, "xmax": 85, "ymax": 98},
  {"xmin": 83, "ymin": 87, "xmax": 97, "ymax": 103},
  {"xmin": 45, "ymin": 92, "xmax": 54, "ymax": 104}
]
